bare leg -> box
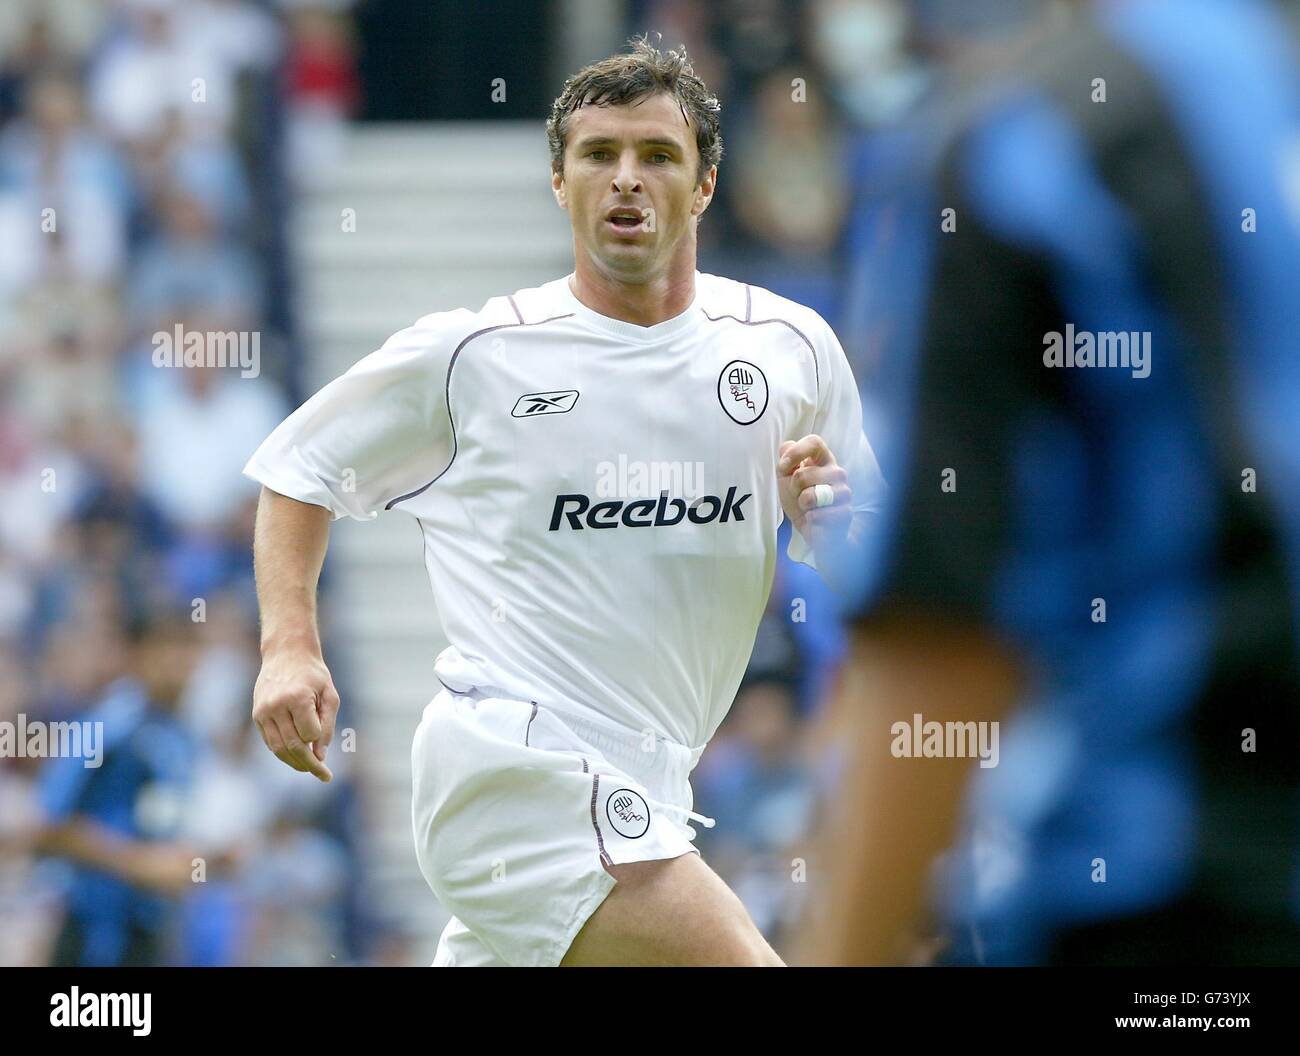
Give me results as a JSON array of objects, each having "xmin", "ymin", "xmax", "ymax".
[{"xmin": 560, "ymin": 852, "xmax": 785, "ymax": 966}]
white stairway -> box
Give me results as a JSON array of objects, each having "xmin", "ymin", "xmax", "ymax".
[{"xmin": 290, "ymin": 122, "xmax": 573, "ymax": 959}]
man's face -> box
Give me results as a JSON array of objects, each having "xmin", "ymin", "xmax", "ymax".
[{"xmin": 553, "ymin": 92, "xmax": 716, "ymax": 283}]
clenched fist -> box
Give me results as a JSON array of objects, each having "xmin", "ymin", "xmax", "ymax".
[
  {"xmin": 777, "ymin": 434, "xmax": 853, "ymax": 555},
  {"xmin": 252, "ymin": 648, "xmax": 340, "ymax": 782}
]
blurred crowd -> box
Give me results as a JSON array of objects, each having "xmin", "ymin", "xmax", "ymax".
[{"xmin": 0, "ymin": 0, "xmax": 372, "ymax": 967}]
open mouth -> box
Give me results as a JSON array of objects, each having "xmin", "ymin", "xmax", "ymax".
[{"xmin": 605, "ymin": 208, "xmax": 646, "ymax": 230}]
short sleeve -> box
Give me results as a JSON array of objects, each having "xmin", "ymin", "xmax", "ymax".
[
  {"xmin": 786, "ymin": 319, "xmax": 887, "ymax": 568},
  {"xmin": 243, "ymin": 310, "xmax": 472, "ymax": 520}
]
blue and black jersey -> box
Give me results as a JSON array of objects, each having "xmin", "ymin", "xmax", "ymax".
[
  {"xmin": 39, "ymin": 680, "xmax": 194, "ymax": 966},
  {"xmin": 848, "ymin": 0, "xmax": 1300, "ymax": 964}
]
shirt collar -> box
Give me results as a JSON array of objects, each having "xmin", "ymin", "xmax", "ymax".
[{"xmin": 556, "ymin": 272, "xmax": 702, "ymax": 344}]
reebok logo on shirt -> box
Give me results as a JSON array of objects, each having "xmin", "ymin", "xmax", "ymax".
[
  {"xmin": 512, "ymin": 390, "xmax": 580, "ymax": 417},
  {"xmin": 549, "ymin": 488, "xmax": 751, "ymax": 530}
]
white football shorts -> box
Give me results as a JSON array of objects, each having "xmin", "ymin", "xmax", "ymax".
[{"xmin": 410, "ymin": 667, "xmax": 713, "ymax": 967}]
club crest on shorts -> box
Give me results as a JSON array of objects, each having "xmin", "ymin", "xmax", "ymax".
[
  {"xmin": 607, "ymin": 788, "xmax": 650, "ymax": 839},
  {"xmin": 718, "ymin": 360, "xmax": 768, "ymax": 425}
]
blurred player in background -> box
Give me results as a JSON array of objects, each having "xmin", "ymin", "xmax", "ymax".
[
  {"xmin": 33, "ymin": 611, "xmax": 201, "ymax": 967},
  {"xmin": 810, "ymin": 0, "xmax": 1300, "ymax": 966},
  {"xmin": 245, "ymin": 37, "xmax": 884, "ymax": 967}
]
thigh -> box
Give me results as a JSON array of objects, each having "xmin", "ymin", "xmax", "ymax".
[
  {"xmin": 561, "ymin": 851, "xmax": 785, "ymax": 967},
  {"xmin": 412, "ymin": 691, "xmax": 707, "ymax": 967}
]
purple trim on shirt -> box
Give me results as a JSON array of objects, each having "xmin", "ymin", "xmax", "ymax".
[
  {"xmin": 700, "ymin": 310, "xmax": 821, "ymax": 398},
  {"xmin": 590, "ymin": 771, "xmax": 612, "ymax": 867},
  {"xmin": 384, "ymin": 312, "xmax": 575, "ymax": 510}
]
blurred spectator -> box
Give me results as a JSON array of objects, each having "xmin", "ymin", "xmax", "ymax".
[
  {"xmin": 34, "ymin": 611, "xmax": 202, "ymax": 966},
  {"xmin": 0, "ymin": 395, "xmax": 85, "ymax": 570},
  {"xmin": 0, "ymin": 3, "xmax": 111, "ymax": 122},
  {"xmin": 136, "ymin": 357, "xmax": 285, "ymax": 538},
  {"xmin": 0, "ymin": 17, "xmax": 62, "ymax": 125},
  {"xmin": 9, "ymin": 326, "xmax": 122, "ymax": 436},
  {"xmin": 723, "ymin": 65, "xmax": 849, "ymax": 317},
  {"xmin": 808, "ymin": 0, "xmax": 928, "ymax": 125},
  {"xmin": 0, "ymin": 69, "xmax": 129, "ymax": 328},
  {"xmin": 128, "ymin": 189, "xmax": 261, "ymax": 328},
  {"xmin": 731, "ymin": 68, "xmax": 849, "ymax": 257},
  {"xmin": 89, "ymin": 0, "xmax": 240, "ymax": 146},
  {"xmin": 133, "ymin": 108, "xmax": 254, "ymax": 238},
  {"xmin": 284, "ymin": 2, "xmax": 361, "ymax": 188}
]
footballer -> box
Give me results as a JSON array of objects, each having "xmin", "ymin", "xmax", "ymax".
[{"xmin": 245, "ymin": 37, "xmax": 883, "ymax": 967}]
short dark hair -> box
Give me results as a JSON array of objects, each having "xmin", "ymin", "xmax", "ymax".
[{"xmin": 546, "ymin": 34, "xmax": 723, "ymax": 184}]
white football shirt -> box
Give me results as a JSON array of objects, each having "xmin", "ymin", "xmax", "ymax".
[{"xmin": 244, "ymin": 271, "xmax": 884, "ymax": 747}]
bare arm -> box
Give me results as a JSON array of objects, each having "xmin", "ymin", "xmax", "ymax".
[
  {"xmin": 250, "ymin": 486, "xmax": 341, "ymax": 782},
  {"xmin": 799, "ymin": 617, "xmax": 1021, "ymax": 965},
  {"xmin": 34, "ymin": 820, "xmax": 198, "ymax": 896}
]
